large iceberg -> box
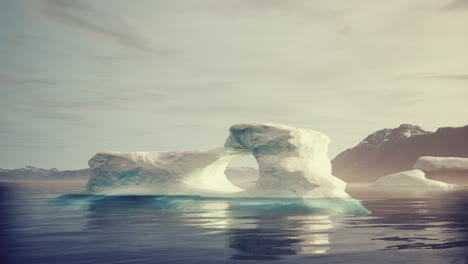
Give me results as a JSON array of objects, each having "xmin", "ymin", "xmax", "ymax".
[
  {"xmin": 85, "ymin": 123, "xmax": 349, "ymax": 198},
  {"xmin": 371, "ymin": 169, "xmax": 461, "ymax": 191}
]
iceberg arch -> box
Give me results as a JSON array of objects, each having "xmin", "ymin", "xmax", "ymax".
[
  {"xmin": 85, "ymin": 123, "xmax": 349, "ymax": 198},
  {"xmin": 225, "ymin": 123, "xmax": 348, "ymax": 198}
]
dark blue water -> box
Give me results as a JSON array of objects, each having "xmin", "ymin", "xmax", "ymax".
[{"xmin": 1, "ymin": 182, "xmax": 468, "ymax": 264}]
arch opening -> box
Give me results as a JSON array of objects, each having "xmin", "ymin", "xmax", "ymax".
[{"xmin": 224, "ymin": 153, "xmax": 259, "ymax": 190}]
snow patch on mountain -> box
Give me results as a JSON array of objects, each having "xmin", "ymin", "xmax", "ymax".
[{"xmin": 357, "ymin": 124, "xmax": 430, "ymax": 148}]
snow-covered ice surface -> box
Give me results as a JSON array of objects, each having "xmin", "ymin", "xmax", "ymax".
[
  {"xmin": 85, "ymin": 123, "xmax": 350, "ymax": 199},
  {"xmin": 86, "ymin": 148, "xmax": 245, "ymax": 195},
  {"xmin": 414, "ymin": 156, "xmax": 468, "ymax": 171},
  {"xmin": 371, "ymin": 170, "xmax": 462, "ymax": 191}
]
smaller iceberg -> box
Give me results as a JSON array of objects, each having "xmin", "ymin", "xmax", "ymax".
[
  {"xmin": 371, "ymin": 169, "xmax": 462, "ymax": 191},
  {"xmin": 413, "ymin": 156, "xmax": 468, "ymax": 171}
]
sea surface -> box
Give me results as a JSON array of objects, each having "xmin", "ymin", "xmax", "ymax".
[{"xmin": 1, "ymin": 182, "xmax": 468, "ymax": 264}]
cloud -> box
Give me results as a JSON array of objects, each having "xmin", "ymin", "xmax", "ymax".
[
  {"xmin": 212, "ymin": 0, "xmax": 319, "ymax": 11},
  {"xmin": 0, "ymin": 120, "xmax": 16, "ymax": 134},
  {"xmin": 39, "ymin": 0, "xmax": 170, "ymax": 54},
  {"xmin": 398, "ymin": 73, "xmax": 468, "ymax": 81},
  {"xmin": 15, "ymin": 98, "xmax": 125, "ymax": 121},
  {"xmin": 378, "ymin": 89, "xmax": 421, "ymax": 108},
  {"xmin": 199, "ymin": 0, "xmax": 341, "ymax": 18},
  {"xmin": 160, "ymin": 103, "xmax": 296, "ymax": 121},
  {"xmin": 445, "ymin": 0, "xmax": 468, "ymax": 10},
  {"xmin": 0, "ymin": 76, "xmax": 57, "ymax": 85},
  {"xmin": 5, "ymin": 34, "xmax": 52, "ymax": 47},
  {"xmin": 430, "ymin": 74, "xmax": 468, "ymax": 80},
  {"xmin": 87, "ymin": 54, "xmax": 131, "ymax": 61}
]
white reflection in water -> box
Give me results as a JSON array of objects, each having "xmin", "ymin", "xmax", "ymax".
[
  {"xmin": 287, "ymin": 215, "xmax": 333, "ymax": 254},
  {"xmin": 179, "ymin": 201, "xmax": 257, "ymax": 233}
]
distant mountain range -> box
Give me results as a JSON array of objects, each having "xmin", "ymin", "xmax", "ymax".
[
  {"xmin": 0, "ymin": 166, "xmax": 91, "ymax": 181},
  {"xmin": 332, "ymin": 124, "xmax": 468, "ymax": 183}
]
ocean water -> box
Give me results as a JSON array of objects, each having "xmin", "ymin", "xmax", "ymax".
[{"xmin": 1, "ymin": 182, "xmax": 468, "ymax": 264}]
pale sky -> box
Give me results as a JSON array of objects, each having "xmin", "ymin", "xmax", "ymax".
[{"xmin": 1, "ymin": 0, "xmax": 467, "ymax": 169}]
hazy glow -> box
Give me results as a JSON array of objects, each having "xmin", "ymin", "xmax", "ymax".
[{"xmin": 0, "ymin": 0, "xmax": 467, "ymax": 169}]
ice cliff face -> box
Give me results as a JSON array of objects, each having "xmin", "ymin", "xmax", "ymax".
[{"xmin": 86, "ymin": 123, "xmax": 349, "ymax": 198}]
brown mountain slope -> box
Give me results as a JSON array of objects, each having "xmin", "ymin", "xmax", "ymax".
[{"xmin": 331, "ymin": 124, "xmax": 468, "ymax": 183}]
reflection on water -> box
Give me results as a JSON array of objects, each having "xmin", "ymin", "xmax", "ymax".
[
  {"xmin": 287, "ymin": 215, "xmax": 333, "ymax": 254},
  {"xmin": 181, "ymin": 201, "xmax": 233, "ymax": 231},
  {"xmin": 1, "ymin": 182, "xmax": 468, "ymax": 264},
  {"xmin": 348, "ymin": 190, "xmax": 468, "ymax": 252}
]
